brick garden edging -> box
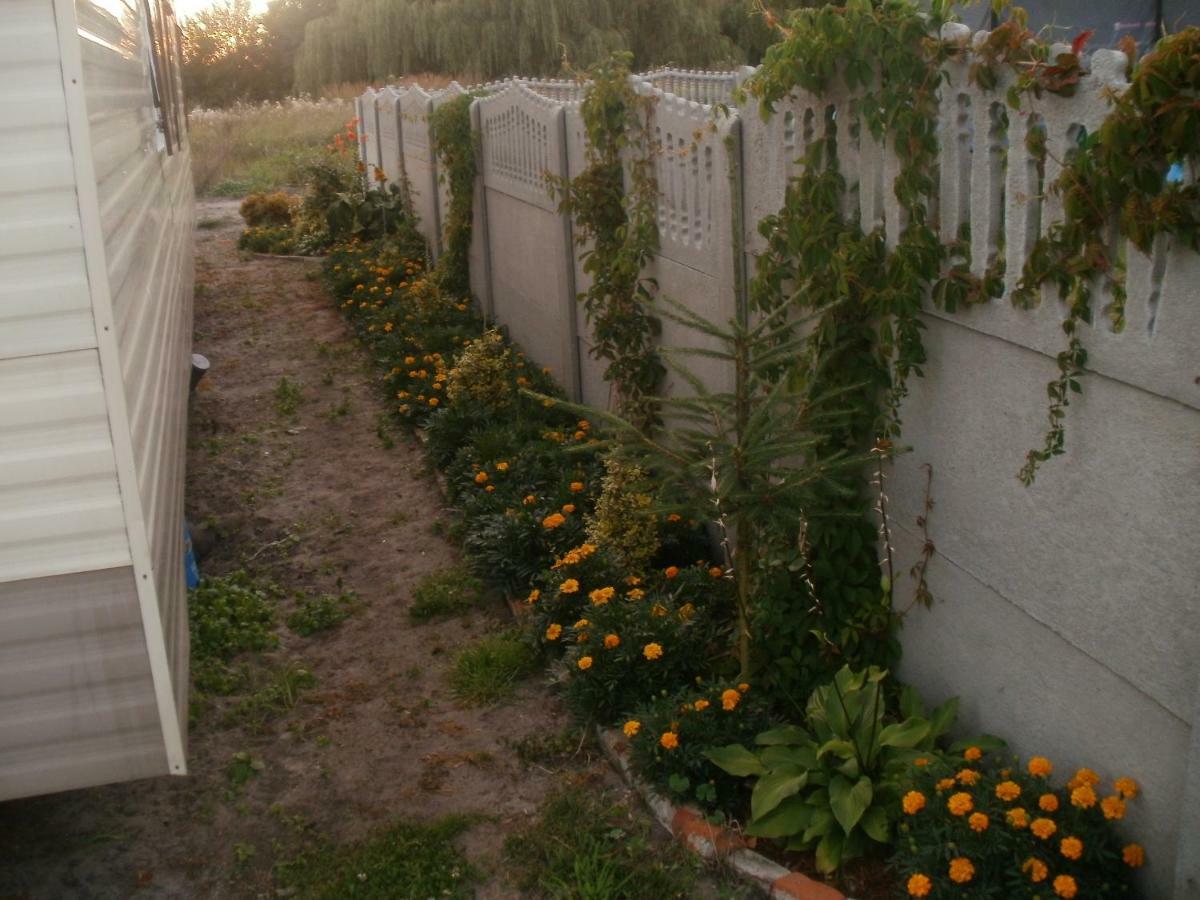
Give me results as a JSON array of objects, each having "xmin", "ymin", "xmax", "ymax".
[{"xmin": 595, "ymin": 728, "xmax": 853, "ymax": 900}]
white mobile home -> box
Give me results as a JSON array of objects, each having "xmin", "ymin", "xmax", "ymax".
[{"xmin": 0, "ymin": 0, "xmax": 193, "ymax": 798}]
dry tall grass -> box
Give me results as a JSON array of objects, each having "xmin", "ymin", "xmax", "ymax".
[{"xmin": 188, "ymin": 97, "xmax": 353, "ymax": 197}]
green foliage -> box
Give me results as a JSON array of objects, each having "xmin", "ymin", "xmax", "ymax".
[
  {"xmin": 443, "ymin": 330, "xmax": 517, "ymax": 409},
  {"xmin": 273, "ymin": 375, "xmax": 305, "ymax": 416},
  {"xmin": 189, "ymin": 571, "xmax": 280, "ymax": 694},
  {"xmin": 286, "ymin": 589, "xmax": 357, "ymax": 635},
  {"xmin": 553, "ymin": 52, "xmax": 663, "ymax": 429},
  {"xmin": 584, "ymin": 455, "xmax": 660, "ymax": 574},
  {"xmin": 503, "ymin": 789, "xmax": 713, "ymax": 899},
  {"xmin": 625, "ymin": 684, "xmax": 776, "ymax": 814},
  {"xmin": 893, "ymin": 747, "xmax": 1143, "ymax": 898},
  {"xmin": 449, "ymin": 630, "xmax": 537, "ymax": 705},
  {"xmin": 706, "ymin": 666, "xmax": 960, "ymax": 873},
  {"xmin": 275, "ymin": 815, "xmax": 479, "ymax": 899},
  {"xmin": 408, "ymin": 565, "xmax": 487, "ymax": 622},
  {"xmin": 240, "ymin": 191, "xmax": 297, "ymax": 227},
  {"xmin": 238, "ymin": 224, "xmax": 299, "ymax": 254},
  {"xmin": 224, "ymin": 661, "xmax": 317, "ymax": 730},
  {"xmin": 326, "ymin": 180, "xmax": 413, "ymax": 243},
  {"xmin": 430, "ymin": 93, "xmax": 477, "ymax": 297}
]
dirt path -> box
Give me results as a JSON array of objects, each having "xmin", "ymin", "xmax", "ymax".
[{"xmin": 0, "ymin": 200, "xmax": 597, "ymax": 899}]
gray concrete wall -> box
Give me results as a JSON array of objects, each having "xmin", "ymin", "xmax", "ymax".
[{"xmin": 398, "ymin": 85, "xmax": 441, "ymax": 257}]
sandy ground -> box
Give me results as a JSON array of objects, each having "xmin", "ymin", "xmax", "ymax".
[{"xmin": 0, "ymin": 200, "xmax": 606, "ymax": 899}]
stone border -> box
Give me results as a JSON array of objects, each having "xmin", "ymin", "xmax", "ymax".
[{"xmin": 595, "ymin": 727, "xmax": 852, "ymax": 900}]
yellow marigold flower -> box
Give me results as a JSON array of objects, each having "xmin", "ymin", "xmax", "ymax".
[
  {"xmin": 577, "ymin": 656, "xmax": 593, "ymax": 671},
  {"xmin": 623, "ymin": 720, "xmax": 640, "ymax": 738},
  {"xmin": 475, "ymin": 471, "xmax": 489, "ymax": 484},
  {"xmin": 902, "ymin": 791, "xmax": 926, "ymax": 815},
  {"xmin": 496, "ymin": 461, "xmax": 509, "ymax": 471},
  {"xmin": 708, "ymin": 566, "xmax": 723, "ymax": 578},
  {"xmin": 603, "ymin": 633, "xmax": 620, "ymax": 649},
  {"xmin": 1115, "ymin": 777, "xmax": 1139, "ymax": 799},
  {"xmin": 660, "ymin": 731, "xmax": 679, "ymax": 750},
  {"xmin": 643, "ymin": 643, "xmax": 664, "ymax": 661},
  {"xmin": 664, "ymin": 566, "xmax": 679, "ymax": 579},
  {"xmin": 964, "ymin": 746, "xmax": 982, "ymax": 761},
  {"xmin": 947, "ymin": 857, "xmax": 974, "ymax": 884},
  {"xmin": 1028, "ymin": 756, "xmax": 1053, "ymax": 777},
  {"xmin": 693, "ymin": 699, "xmax": 710, "ymax": 711},
  {"xmin": 1022, "ymin": 857, "xmax": 1048, "ymax": 883},
  {"xmin": 957, "ymin": 769, "xmax": 980, "ymax": 786},
  {"xmin": 914, "ymin": 757, "xmax": 930, "ymax": 768},
  {"xmin": 1123, "ymin": 843, "xmax": 1145, "ymax": 867},
  {"xmin": 562, "ymin": 504, "xmax": 576, "ymax": 514},
  {"xmin": 947, "ymin": 792, "xmax": 973, "ymax": 816},
  {"xmin": 720, "ymin": 689, "xmax": 741, "ymax": 711},
  {"xmin": 968, "ymin": 812, "xmax": 989, "ymax": 832},
  {"xmin": 523, "ymin": 494, "xmax": 537, "ymax": 505},
  {"xmin": 1039, "ymin": 793, "xmax": 1059, "ymax": 812},
  {"xmin": 1101, "ymin": 795, "xmax": 1126, "ymax": 820},
  {"xmin": 573, "ymin": 618, "xmax": 589, "ymax": 629},
  {"xmin": 738, "ymin": 683, "xmax": 749, "ymax": 693},
  {"xmin": 996, "ymin": 781, "xmax": 1021, "ymax": 802},
  {"xmin": 1053, "ymin": 874, "xmax": 1078, "ymax": 898},
  {"xmin": 1060, "ymin": 836, "xmax": 1083, "ymax": 860},
  {"xmin": 1031, "ymin": 817, "xmax": 1057, "ymax": 840},
  {"xmin": 526, "ymin": 589, "xmax": 540, "ymax": 604},
  {"xmin": 560, "ymin": 578, "xmax": 579, "ymax": 594},
  {"xmin": 936, "ymin": 778, "xmax": 956, "ymax": 792},
  {"xmin": 545, "ymin": 623, "xmax": 562, "ymax": 641},
  {"xmin": 627, "ymin": 588, "xmax": 646, "ymax": 600},
  {"xmin": 589, "ymin": 586, "xmax": 615, "ymax": 606},
  {"xmin": 1007, "ymin": 807, "xmax": 1029, "ymax": 829},
  {"xmin": 542, "ymin": 513, "xmax": 566, "ymax": 529},
  {"xmin": 906, "ymin": 874, "xmax": 932, "ymax": 897},
  {"xmin": 569, "ymin": 481, "xmax": 584, "ymax": 493},
  {"xmin": 1070, "ymin": 784, "xmax": 1097, "ymax": 809}
]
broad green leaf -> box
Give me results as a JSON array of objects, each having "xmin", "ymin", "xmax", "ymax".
[
  {"xmin": 897, "ymin": 684, "xmax": 925, "ymax": 721},
  {"xmin": 750, "ymin": 767, "xmax": 808, "ymax": 820},
  {"xmin": 814, "ymin": 829, "xmax": 844, "ymax": 874},
  {"xmin": 756, "ymin": 725, "xmax": 813, "ymax": 746},
  {"xmin": 949, "ymin": 734, "xmax": 1008, "ymax": 755},
  {"xmin": 877, "ymin": 717, "xmax": 931, "ymax": 749},
  {"xmin": 928, "ymin": 696, "xmax": 959, "ymax": 740},
  {"xmin": 760, "ymin": 743, "xmax": 819, "ymax": 771},
  {"xmin": 801, "ymin": 806, "xmax": 834, "ymax": 844},
  {"xmin": 817, "ymin": 739, "xmax": 856, "ymax": 760},
  {"xmin": 747, "ymin": 795, "xmax": 814, "ymax": 839},
  {"xmin": 704, "ymin": 744, "xmax": 766, "ymax": 778},
  {"xmin": 829, "ymin": 774, "xmax": 873, "ymax": 833},
  {"xmin": 859, "ymin": 805, "xmax": 890, "ymax": 843}
]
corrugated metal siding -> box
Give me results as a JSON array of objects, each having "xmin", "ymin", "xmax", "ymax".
[
  {"xmin": 76, "ymin": 0, "xmax": 194, "ymax": 730},
  {"xmin": 0, "ymin": 0, "xmax": 96, "ymax": 361},
  {"xmin": 0, "ymin": 567, "xmax": 166, "ymax": 800}
]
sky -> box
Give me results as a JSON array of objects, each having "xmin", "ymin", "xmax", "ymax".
[{"xmin": 173, "ymin": 0, "xmax": 270, "ymax": 21}]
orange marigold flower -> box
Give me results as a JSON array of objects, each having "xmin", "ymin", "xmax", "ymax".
[
  {"xmin": 1115, "ymin": 776, "xmax": 1139, "ymax": 799},
  {"xmin": 562, "ymin": 504, "xmax": 576, "ymax": 514},
  {"xmin": 968, "ymin": 812, "xmax": 989, "ymax": 832},
  {"xmin": 589, "ymin": 586, "xmax": 615, "ymax": 606},
  {"xmin": 1028, "ymin": 756, "xmax": 1053, "ymax": 777},
  {"xmin": 484, "ymin": 484, "xmax": 494, "ymax": 492},
  {"xmin": 995, "ymin": 781, "xmax": 1021, "ymax": 802},
  {"xmin": 428, "ymin": 397, "xmax": 439, "ymax": 407},
  {"xmin": 660, "ymin": 731, "xmax": 679, "ymax": 750},
  {"xmin": 626, "ymin": 575, "xmax": 642, "ymax": 585},
  {"xmin": 623, "ymin": 720, "xmax": 640, "ymax": 738},
  {"xmin": 1060, "ymin": 836, "xmax": 1083, "ymax": 860},
  {"xmin": 1039, "ymin": 793, "xmax": 1059, "ymax": 812},
  {"xmin": 1031, "ymin": 817, "xmax": 1057, "ymax": 840},
  {"xmin": 947, "ymin": 792, "xmax": 973, "ymax": 816},
  {"xmin": 964, "ymin": 746, "xmax": 983, "ymax": 761},
  {"xmin": 650, "ymin": 603, "xmax": 668, "ymax": 617},
  {"xmin": 708, "ymin": 566, "xmax": 723, "ymax": 578},
  {"xmin": 664, "ymin": 566, "xmax": 679, "ymax": 579},
  {"xmin": 948, "ymin": 857, "xmax": 974, "ymax": 884},
  {"xmin": 957, "ymin": 769, "xmax": 980, "ymax": 786},
  {"xmin": 1053, "ymin": 875, "xmax": 1078, "ymax": 898},
  {"xmin": 569, "ymin": 481, "xmax": 584, "ymax": 493},
  {"xmin": 1123, "ymin": 843, "xmax": 1145, "ymax": 867},
  {"xmin": 627, "ymin": 588, "xmax": 645, "ymax": 600},
  {"xmin": 603, "ymin": 633, "xmax": 620, "ymax": 649},
  {"xmin": 545, "ymin": 624, "xmax": 562, "ymax": 641},
  {"xmin": 693, "ymin": 699, "xmax": 710, "ymax": 711},
  {"xmin": 1022, "ymin": 857, "xmax": 1048, "ymax": 883},
  {"xmin": 643, "ymin": 643, "xmax": 664, "ymax": 661},
  {"xmin": 577, "ymin": 656, "xmax": 593, "ymax": 671},
  {"xmin": 914, "ymin": 757, "xmax": 930, "ymax": 768},
  {"xmin": 573, "ymin": 618, "xmax": 589, "ymax": 629},
  {"xmin": 936, "ymin": 778, "xmax": 956, "ymax": 792},
  {"xmin": 1070, "ymin": 767, "xmax": 1100, "ymax": 789},
  {"xmin": 526, "ymin": 588, "xmax": 540, "ymax": 604},
  {"xmin": 737, "ymin": 682, "xmax": 750, "ymax": 693},
  {"xmin": 559, "ymin": 578, "xmax": 580, "ymax": 594},
  {"xmin": 1070, "ymin": 784, "xmax": 1097, "ymax": 809},
  {"xmin": 721, "ymin": 689, "xmax": 741, "ymax": 711},
  {"xmin": 1101, "ymin": 795, "xmax": 1126, "ymax": 820},
  {"xmin": 902, "ymin": 791, "xmax": 926, "ymax": 815},
  {"xmin": 906, "ymin": 874, "xmax": 932, "ymax": 898},
  {"xmin": 666, "ymin": 513, "xmax": 681, "ymax": 522},
  {"xmin": 474, "ymin": 471, "xmax": 489, "ymax": 484},
  {"xmin": 1007, "ymin": 807, "xmax": 1029, "ymax": 829},
  {"xmin": 496, "ymin": 461, "xmax": 509, "ymax": 471},
  {"xmin": 523, "ymin": 494, "xmax": 537, "ymax": 505},
  {"xmin": 542, "ymin": 513, "xmax": 566, "ymax": 529}
]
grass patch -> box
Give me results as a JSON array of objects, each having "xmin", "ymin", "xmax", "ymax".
[
  {"xmin": 409, "ymin": 565, "xmax": 486, "ymax": 623},
  {"xmin": 448, "ymin": 630, "xmax": 535, "ymax": 705},
  {"xmin": 275, "ymin": 815, "xmax": 479, "ymax": 899},
  {"xmin": 507, "ymin": 725, "xmax": 594, "ymax": 770},
  {"xmin": 286, "ymin": 589, "xmax": 358, "ymax": 636},
  {"xmin": 504, "ymin": 789, "xmax": 711, "ymax": 899},
  {"xmin": 224, "ymin": 661, "xmax": 316, "ymax": 731},
  {"xmin": 189, "ymin": 572, "xmax": 280, "ymax": 696},
  {"xmin": 274, "ymin": 376, "xmax": 305, "ymax": 417},
  {"xmin": 198, "ymin": 217, "xmax": 224, "ymax": 229}
]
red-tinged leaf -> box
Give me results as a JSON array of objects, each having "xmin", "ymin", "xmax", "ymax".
[{"xmin": 1072, "ymin": 30, "xmax": 1094, "ymax": 56}]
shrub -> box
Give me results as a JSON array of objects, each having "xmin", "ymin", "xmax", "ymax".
[
  {"xmin": 585, "ymin": 455, "xmax": 660, "ymax": 574},
  {"xmin": 238, "ymin": 224, "xmax": 297, "ymax": 254},
  {"xmin": 239, "ymin": 190, "xmax": 296, "ymax": 227},
  {"xmin": 444, "ymin": 329, "xmax": 516, "ymax": 408},
  {"xmin": 285, "ymin": 590, "xmax": 357, "ymax": 636},
  {"xmin": 892, "ymin": 749, "xmax": 1145, "ymax": 898}
]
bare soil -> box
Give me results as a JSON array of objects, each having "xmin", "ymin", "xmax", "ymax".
[{"xmin": 0, "ymin": 200, "xmax": 608, "ymax": 899}]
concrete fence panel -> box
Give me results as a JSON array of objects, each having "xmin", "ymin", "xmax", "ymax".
[
  {"xmin": 399, "ymin": 85, "xmax": 441, "ymax": 257},
  {"xmin": 375, "ymin": 87, "xmax": 405, "ymax": 189}
]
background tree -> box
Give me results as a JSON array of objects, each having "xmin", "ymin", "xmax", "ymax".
[{"xmin": 183, "ymin": 0, "xmax": 273, "ymax": 106}]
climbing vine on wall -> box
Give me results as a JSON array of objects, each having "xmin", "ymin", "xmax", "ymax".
[
  {"xmin": 430, "ymin": 93, "xmax": 477, "ymax": 298},
  {"xmin": 551, "ymin": 53, "xmax": 665, "ymax": 432}
]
